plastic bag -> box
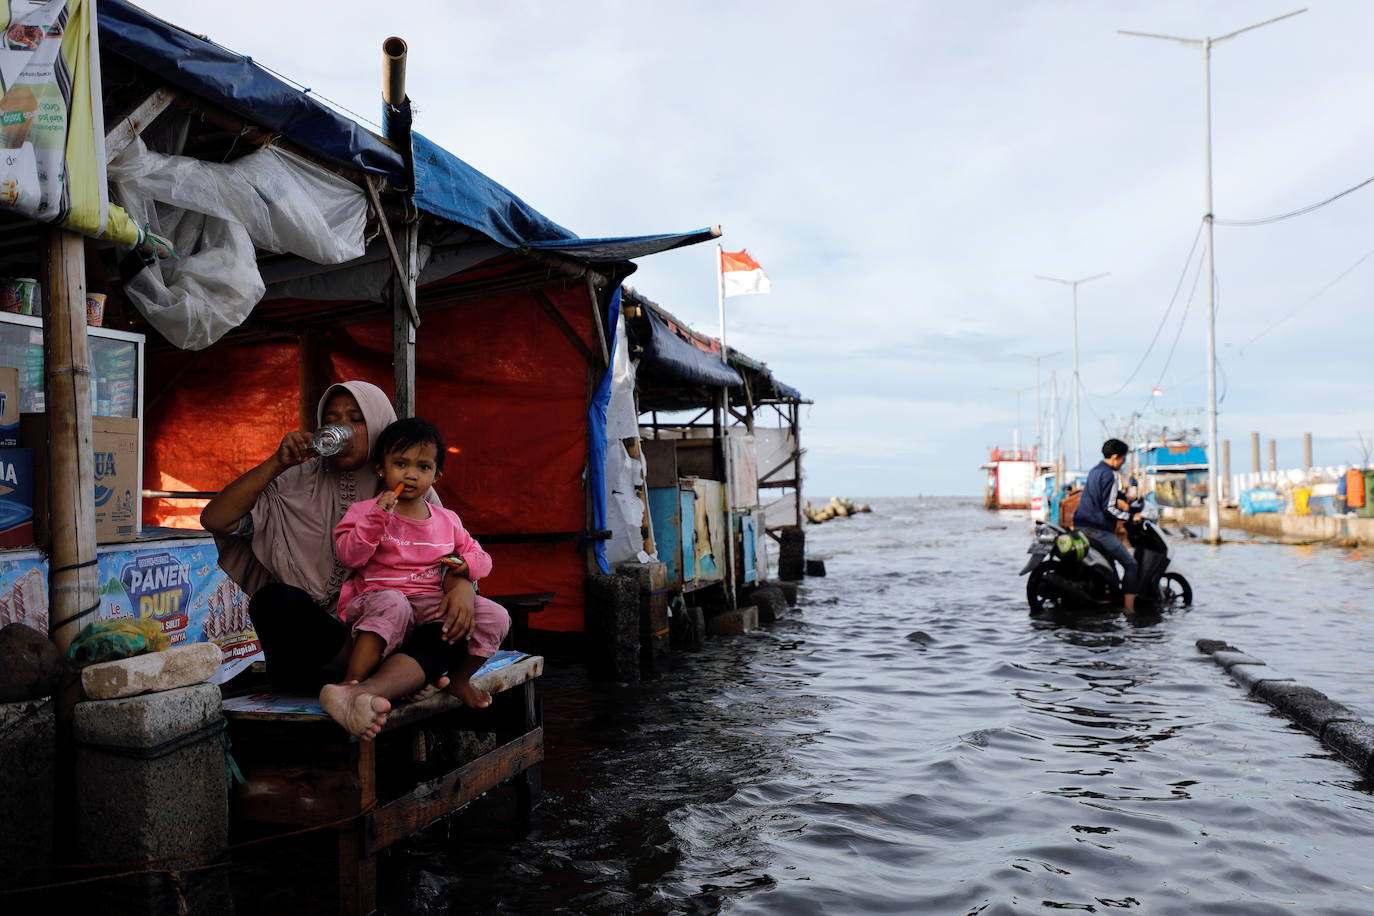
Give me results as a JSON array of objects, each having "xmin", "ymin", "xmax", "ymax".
[
  {"xmin": 67, "ymin": 618, "xmax": 170, "ymax": 668},
  {"xmin": 109, "ymin": 136, "xmax": 367, "ymax": 350}
]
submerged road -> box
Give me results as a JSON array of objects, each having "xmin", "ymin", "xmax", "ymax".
[{"xmin": 270, "ymin": 498, "xmax": 1374, "ymax": 914}]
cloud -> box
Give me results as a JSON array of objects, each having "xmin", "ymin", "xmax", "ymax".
[{"xmin": 143, "ymin": 0, "xmax": 1374, "ymax": 495}]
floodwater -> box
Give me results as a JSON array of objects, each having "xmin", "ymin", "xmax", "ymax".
[{"xmin": 266, "ymin": 498, "xmax": 1374, "ymax": 913}]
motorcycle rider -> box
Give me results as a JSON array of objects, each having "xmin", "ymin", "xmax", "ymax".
[{"xmin": 1073, "ymin": 438, "xmax": 1143, "ymax": 615}]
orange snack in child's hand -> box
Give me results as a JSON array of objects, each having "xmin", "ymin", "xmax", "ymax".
[{"xmin": 391, "ymin": 483, "xmax": 405, "ymax": 497}]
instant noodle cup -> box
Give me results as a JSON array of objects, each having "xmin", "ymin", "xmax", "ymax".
[
  {"xmin": 85, "ymin": 293, "xmax": 106, "ymax": 327},
  {"xmin": 0, "ymin": 278, "xmax": 35, "ymax": 314}
]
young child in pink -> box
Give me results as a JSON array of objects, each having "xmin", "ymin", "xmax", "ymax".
[{"xmin": 333, "ymin": 417, "xmax": 509, "ymax": 708}]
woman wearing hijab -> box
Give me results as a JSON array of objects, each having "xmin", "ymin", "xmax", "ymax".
[{"xmin": 202, "ymin": 380, "xmax": 473, "ymax": 738}]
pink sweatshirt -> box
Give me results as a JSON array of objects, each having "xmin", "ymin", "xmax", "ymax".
[{"xmin": 333, "ymin": 496, "xmax": 493, "ymax": 616}]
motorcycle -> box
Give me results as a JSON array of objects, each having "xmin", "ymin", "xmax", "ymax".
[{"xmin": 1020, "ymin": 498, "xmax": 1193, "ymax": 616}]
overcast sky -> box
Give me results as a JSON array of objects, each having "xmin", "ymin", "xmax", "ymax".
[{"xmin": 141, "ymin": 0, "xmax": 1374, "ymax": 496}]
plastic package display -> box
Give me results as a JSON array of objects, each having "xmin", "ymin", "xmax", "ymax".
[{"xmin": 109, "ymin": 136, "xmax": 368, "ymax": 350}]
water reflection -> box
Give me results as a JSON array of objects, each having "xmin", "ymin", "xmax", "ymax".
[{"xmin": 378, "ymin": 498, "xmax": 1374, "ymax": 915}]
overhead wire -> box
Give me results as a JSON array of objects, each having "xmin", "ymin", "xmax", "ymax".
[
  {"xmin": 1082, "ymin": 218, "xmax": 1204, "ymax": 399},
  {"xmin": 1215, "ymin": 172, "xmax": 1374, "ymax": 227},
  {"xmin": 1139, "ymin": 245, "xmax": 1207, "ymax": 413},
  {"xmin": 1237, "ymin": 242, "xmax": 1374, "ymax": 352}
]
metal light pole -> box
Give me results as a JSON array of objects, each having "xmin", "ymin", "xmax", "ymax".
[
  {"xmin": 1035, "ymin": 273, "xmax": 1108, "ymax": 471},
  {"xmin": 1016, "ymin": 351, "xmax": 1060, "ymax": 464},
  {"xmin": 1120, "ymin": 8, "xmax": 1305, "ymax": 544}
]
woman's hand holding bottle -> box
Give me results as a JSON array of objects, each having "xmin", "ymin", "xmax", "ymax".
[{"xmin": 274, "ymin": 430, "xmax": 315, "ymax": 470}]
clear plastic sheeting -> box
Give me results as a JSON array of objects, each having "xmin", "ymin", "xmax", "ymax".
[
  {"xmin": 605, "ymin": 314, "xmax": 652, "ymax": 566},
  {"xmin": 109, "ymin": 136, "xmax": 367, "ymax": 349}
]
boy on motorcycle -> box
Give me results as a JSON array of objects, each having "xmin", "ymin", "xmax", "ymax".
[{"xmin": 1073, "ymin": 439, "xmax": 1143, "ymax": 615}]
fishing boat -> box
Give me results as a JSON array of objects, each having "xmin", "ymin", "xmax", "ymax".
[{"xmin": 981, "ymin": 445, "xmax": 1037, "ymax": 510}]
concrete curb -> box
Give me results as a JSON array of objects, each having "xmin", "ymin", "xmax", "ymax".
[{"xmin": 1197, "ymin": 638, "xmax": 1374, "ymax": 779}]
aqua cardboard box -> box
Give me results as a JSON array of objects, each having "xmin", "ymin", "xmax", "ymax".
[
  {"xmin": 0, "ymin": 367, "xmax": 18, "ymax": 447},
  {"xmin": 0, "ymin": 447, "xmax": 33, "ymax": 547},
  {"xmin": 23, "ymin": 414, "xmax": 139, "ymax": 544}
]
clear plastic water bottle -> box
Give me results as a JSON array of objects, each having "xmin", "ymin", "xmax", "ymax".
[{"xmin": 311, "ymin": 423, "xmax": 354, "ymax": 457}]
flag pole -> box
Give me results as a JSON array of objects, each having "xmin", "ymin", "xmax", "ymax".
[{"xmin": 716, "ymin": 243, "xmax": 728, "ymax": 360}]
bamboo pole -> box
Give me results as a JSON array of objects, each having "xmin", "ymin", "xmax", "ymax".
[
  {"xmin": 382, "ymin": 37, "xmax": 408, "ymax": 107},
  {"xmin": 43, "ymin": 227, "xmax": 98, "ymax": 658}
]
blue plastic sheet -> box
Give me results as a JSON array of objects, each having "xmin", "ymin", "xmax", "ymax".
[
  {"xmin": 1240, "ymin": 488, "xmax": 1282, "ymax": 515},
  {"xmin": 640, "ymin": 308, "xmax": 742, "ymax": 387},
  {"xmin": 101, "ymin": 1, "xmax": 716, "ymax": 265},
  {"xmin": 587, "ymin": 286, "xmax": 622, "ymax": 575}
]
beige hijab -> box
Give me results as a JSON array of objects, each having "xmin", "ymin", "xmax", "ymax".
[{"xmin": 213, "ymin": 380, "xmax": 395, "ymax": 608}]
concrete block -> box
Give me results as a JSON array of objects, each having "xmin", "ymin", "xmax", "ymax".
[
  {"xmin": 706, "ymin": 605, "xmax": 758, "ymax": 636},
  {"xmin": 616, "ymin": 560, "xmax": 667, "ymax": 594},
  {"xmin": 585, "ymin": 573, "xmax": 640, "ymax": 681},
  {"xmin": 0, "ymin": 700, "xmax": 53, "ymax": 889},
  {"xmin": 778, "ymin": 528, "xmax": 805, "ymax": 581},
  {"xmin": 747, "ymin": 586, "xmax": 788, "ymax": 624},
  {"xmin": 1283, "ymin": 698, "xmax": 1360, "ymax": 738},
  {"xmin": 74, "ymin": 683, "xmax": 230, "ymax": 914},
  {"xmin": 1252, "ymin": 681, "xmax": 1326, "ymax": 708},
  {"xmin": 1212, "ymin": 650, "xmax": 1266, "ymax": 670},
  {"xmin": 1229, "ymin": 664, "xmax": 1291, "ymax": 692},
  {"xmin": 805, "ymin": 559, "xmax": 827, "ymax": 577},
  {"xmin": 81, "ymin": 642, "xmax": 222, "ymax": 700},
  {"xmin": 74, "ymin": 682, "xmax": 220, "ymax": 749},
  {"xmin": 1196, "ymin": 639, "xmax": 1238, "ymax": 655},
  {"xmin": 1323, "ymin": 720, "xmax": 1374, "ymax": 777}
]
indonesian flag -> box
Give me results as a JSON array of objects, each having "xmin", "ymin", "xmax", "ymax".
[{"xmin": 720, "ymin": 248, "xmax": 772, "ymax": 297}]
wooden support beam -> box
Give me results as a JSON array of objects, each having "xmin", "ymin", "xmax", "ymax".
[
  {"xmin": 758, "ymin": 449, "xmax": 803, "ymax": 485},
  {"xmin": 363, "ymin": 177, "xmax": 419, "ymax": 327},
  {"xmin": 585, "ymin": 275, "xmax": 610, "ymax": 368},
  {"xmin": 392, "ymin": 220, "xmax": 418, "ymax": 419},
  {"xmin": 531, "ymin": 289, "xmax": 596, "ymax": 365},
  {"xmin": 105, "ymin": 87, "xmax": 175, "ymax": 162},
  {"xmin": 362, "ymin": 728, "xmax": 543, "ymax": 857},
  {"xmin": 297, "ymin": 329, "xmax": 327, "ymax": 431},
  {"xmin": 338, "ymin": 740, "xmax": 377, "ymax": 916},
  {"xmin": 42, "ymin": 227, "xmax": 97, "ymax": 654}
]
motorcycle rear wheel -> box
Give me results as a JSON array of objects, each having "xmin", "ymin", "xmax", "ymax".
[
  {"xmin": 1027, "ymin": 563, "xmax": 1068, "ymax": 615},
  {"xmin": 1157, "ymin": 571, "xmax": 1193, "ymax": 608}
]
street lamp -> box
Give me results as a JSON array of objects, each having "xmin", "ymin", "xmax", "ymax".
[
  {"xmin": 1035, "ymin": 272, "xmax": 1109, "ymax": 471},
  {"xmin": 1016, "ymin": 350, "xmax": 1060, "ymax": 463},
  {"xmin": 1120, "ymin": 8, "xmax": 1305, "ymax": 545}
]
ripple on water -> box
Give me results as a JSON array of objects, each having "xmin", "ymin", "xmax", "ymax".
[{"xmin": 389, "ymin": 498, "xmax": 1374, "ymax": 916}]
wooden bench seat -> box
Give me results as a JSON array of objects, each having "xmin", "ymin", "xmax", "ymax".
[{"xmin": 223, "ymin": 650, "xmax": 543, "ymax": 916}]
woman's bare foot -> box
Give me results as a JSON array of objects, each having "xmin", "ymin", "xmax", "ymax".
[
  {"xmin": 446, "ymin": 678, "xmax": 492, "ymax": 709},
  {"xmin": 407, "ymin": 675, "xmax": 451, "ymax": 703},
  {"xmin": 320, "ymin": 682, "xmax": 391, "ymax": 740}
]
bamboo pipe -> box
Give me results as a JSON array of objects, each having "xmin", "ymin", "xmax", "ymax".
[{"xmin": 382, "ymin": 37, "xmax": 408, "ymax": 107}]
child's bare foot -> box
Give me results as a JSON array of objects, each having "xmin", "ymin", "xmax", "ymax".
[
  {"xmin": 407, "ymin": 675, "xmax": 451, "ymax": 703},
  {"xmin": 446, "ymin": 678, "xmax": 492, "ymax": 709},
  {"xmin": 320, "ymin": 682, "xmax": 391, "ymax": 740}
]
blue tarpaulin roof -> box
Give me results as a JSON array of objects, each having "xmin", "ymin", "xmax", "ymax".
[
  {"xmin": 641, "ymin": 308, "xmax": 742, "ymax": 388},
  {"xmin": 410, "ymin": 134, "xmax": 717, "ymax": 259},
  {"xmin": 99, "ymin": 0, "xmax": 715, "ymax": 264}
]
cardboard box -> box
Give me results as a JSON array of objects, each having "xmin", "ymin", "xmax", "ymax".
[
  {"xmin": 0, "ymin": 447, "xmax": 33, "ymax": 547},
  {"xmin": 0, "ymin": 367, "xmax": 18, "ymax": 447},
  {"xmin": 23, "ymin": 413, "xmax": 139, "ymax": 544}
]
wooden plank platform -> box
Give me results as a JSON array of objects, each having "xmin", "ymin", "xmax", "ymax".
[{"xmin": 225, "ymin": 650, "xmax": 544, "ymax": 916}]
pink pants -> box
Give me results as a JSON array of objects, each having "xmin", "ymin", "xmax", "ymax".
[{"xmin": 341, "ymin": 589, "xmax": 510, "ymax": 659}]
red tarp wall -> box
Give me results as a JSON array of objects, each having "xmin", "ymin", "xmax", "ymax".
[{"xmin": 143, "ymin": 284, "xmax": 598, "ymax": 633}]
